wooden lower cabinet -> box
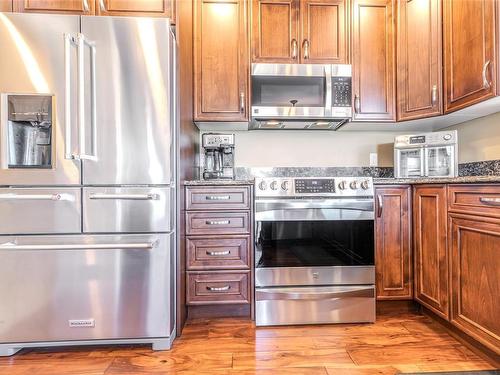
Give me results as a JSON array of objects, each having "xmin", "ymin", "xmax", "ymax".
[
  {"xmin": 413, "ymin": 185, "xmax": 449, "ymax": 319},
  {"xmin": 449, "ymin": 213, "xmax": 500, "ymax": 355},
  {"xmin": 374, "ymin": 186, "xmax": 412, "ymax": 300}
]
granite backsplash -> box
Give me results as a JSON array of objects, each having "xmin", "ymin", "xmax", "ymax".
[{"xmin": 234, "ymin": 159, "xmax": 500, "ymax": 180}]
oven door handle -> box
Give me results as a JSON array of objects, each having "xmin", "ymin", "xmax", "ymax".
[{"xmin": 256, "ymin": 286, "xmax": 374, "ymax": 301}]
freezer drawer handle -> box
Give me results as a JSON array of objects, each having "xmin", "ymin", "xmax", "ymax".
[
  {"xmin": 206, "ymin": 285, "xmax": 231, "ymax": 292},
  {"xmin": 0, "ymin": 242, "xmax": 157, "ymax": 251},
  {"xmin": 0, "ymin": 193, "xmax": 72, "ymax": 201},
  {"xmin": 256, "ymin": 287, "xmax": 374, "ymax": 301},
  {"xmin": 206, "ymin": 250, "xmax": 231, "ymax": 256},
  {"xmin": 205, "ymin": 220, "xmax": 230, "ymax": 225},
  {"xmin": 479, "ymin": 197, "xmax": 500, "ymax": 206},
  {"xmin": 205, "ymin": 195, "xmax": 231, "ymax": 201},
  {"xmin": 89, "ymin": 193, "xmax": 160, "ymax": 200}
]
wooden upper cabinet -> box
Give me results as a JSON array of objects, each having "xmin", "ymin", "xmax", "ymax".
[
  {"xmin": 251, "ymin": 0, "xmax": 299, "ymax": 63},
  {"xmin": 300, "ymin": 0, "xmax": 348, "ymax": 63},
  {"xmin": 194, "ymin": 0, "xmax": 249, "ymax": 122},
  {"xmin": 0, "ymin": 0, "xmax": 13, "ymax": 11},
  {"xmin": 374, "ymin": 185, "xmax": 412, "ymax": 300},
  {"xmin": 449, "ymin": 214, "xmax": 500, "ymax": 354},
  {"xmin": 352, "ymin": 0, "xmax": 396, "ymax": 121},
  {"xmin": 413, "ymin": 185, "xmax": 449, "ymax": 320},
  {"xmin": 13, "ymin": 0, "xmax": 95, "ymax": 14},
  {"xmin": 96, "ymin": 0, "xmax": 175, "ymax": 19},
  {"xmin": 396, "ymin": 0, "xmax": 442, "ymax": 121},
  {"xmin": 443, "ymin": 0, "xmax": 496, "ymax": 113}
]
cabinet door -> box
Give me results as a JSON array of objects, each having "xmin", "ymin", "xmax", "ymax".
[
  {"xmin": 443, "ymin": 0, "xmax": 496, "ymax": 113},
  {"xmin": 413, "ymin": 185, "xmax": 449, "ymax": 319},
  {"xmin": 251, "ymin": 0, "xmax": 299, "ymax": 63},
  {"xmin": 194, "ymin": 0, "xmax": 249, "ymax": 121},
  {"xmin": 352, "ymin": 0, "xmax": 396, "ymax": 121},
  {"xmin": 397, "ymin": 0, "xmax": 442, "ymax": 121},
  {"xmin": 0, "ymin": 0, "xmax": 12, "ymax": 11},
  {"xmin": 374, "ymin": 186, "xmax": 412, "ymax": 300},
  {"xmin": 449, "ymin": 214, "xmax": 500, "ymax": 354},
  {"xmin": 13, "ymin": 0, "xmax": 94, "ymax": 14},
  {"xmin": 95, "ymin": 0, "xmax": 174, "ymax": 19},
  {"xmin": 300, "ymin": 0, "xmax": 348, "ymax": 63}
]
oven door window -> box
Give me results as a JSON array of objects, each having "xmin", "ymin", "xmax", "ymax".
[{"xmin": 256, "ymin": 220, "xmax": 374, "ymax": 268}]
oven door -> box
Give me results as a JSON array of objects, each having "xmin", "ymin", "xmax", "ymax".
[{"xmin": 255, "ymin": 199, "xmax": 375, "ymax": 287}]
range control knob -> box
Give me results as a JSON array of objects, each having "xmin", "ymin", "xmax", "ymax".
[
  {"xmin": 281, "ymin": 181, "xmax": 290, "ymax": 191},
  {"xmin": 360, "ymin": 180, "xmax": 370, "ymax": 190},
  {"xmin": 350, "ymin": 181, "xmax": 358, "ymax": 190},
  {"xmin": 258, "ymin": 181, "xmax": 267, "ymax": 190},
  {"xmin": 270, "ymin": 181, "xmax": 279, "ymax": 190},
  {"xmin": 338, "ymin": 181, "xmax": 347, "ymax": 190}
]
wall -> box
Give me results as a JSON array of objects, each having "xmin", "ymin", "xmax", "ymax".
[
  {"xmin": 444, "ymin": 112, "xmax": 500, "ymax": 163},
  {"xmin": 232, "ymin": 130, "xmax": 401, "ymax": 167}
]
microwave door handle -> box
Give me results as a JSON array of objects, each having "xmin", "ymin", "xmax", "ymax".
[{"xmin": 324, "ymin": 65, "xmax": 332, "ymax": 117}]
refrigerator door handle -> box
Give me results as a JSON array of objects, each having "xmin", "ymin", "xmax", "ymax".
[
  {"xmin": 77, "ymin": 33, "xmax": 98, "ymax": 161},
  {"xmin": 89, "ymin": 193, "xmax": 160, "ymax": 200},
  {"xmin": 64, "ymin": 33, "xmax": 77, "ymax": 160},
  {"xmin": 0, "ymin": 242, "xmax": 158, "ymax": 251}
]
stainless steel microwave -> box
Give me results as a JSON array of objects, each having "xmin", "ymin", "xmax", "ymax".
[
  {"xmin": 250, "ymin": 63, "xmax": 352, "ymax": 130},
  {"xmin": 394, "ymin": 130, "xmax": 458, "ymax": 178}
]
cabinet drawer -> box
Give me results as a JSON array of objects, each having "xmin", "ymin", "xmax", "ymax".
[
  {"xmin": 187, "ymin": 236, "xmax": 250, "ymax": 270},
  {"xmin": 186, "ymin": 186, "xmax": 251, "ymax": 211},
  {"xmin": 448, "ymin": 185, "xmax": 500, "ymax": 218},
  {"xmin": 187, "ymin": 271, "xmax": 250, "ymax": 305},
  {"xmin": 186, "ymin": 212, "xmax": 250, "ymax": 235}
]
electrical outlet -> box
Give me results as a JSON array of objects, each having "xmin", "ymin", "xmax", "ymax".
[{"xmin": 369, "ymin": 153, "xmax": 378, "ymax": 167}]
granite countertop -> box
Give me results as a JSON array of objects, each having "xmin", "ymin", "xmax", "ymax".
[
  {"xmin": 183, "ymin": 179, "xmax": 255, "ymax": 186},
  {"xmin": 374, "ymin": 175, "xmax": 500, "ymax": 185}
]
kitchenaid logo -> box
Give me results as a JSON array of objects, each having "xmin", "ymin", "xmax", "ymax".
[{"xmin": 69, "ymin": 319, "xmax": 95, "ymax": 328}]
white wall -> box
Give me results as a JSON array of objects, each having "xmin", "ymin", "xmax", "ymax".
[
  {"xmin": 232, "ymin": 131, "xmax": 400, "ymax": 167},
  {"xmin": 444, "ymin": 112, "xmax": 500, "ymax": 163}
]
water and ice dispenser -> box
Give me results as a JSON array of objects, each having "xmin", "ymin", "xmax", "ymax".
[{"xmin": 4, "ymin": 94, "xmax": 53, "ymax": 168}]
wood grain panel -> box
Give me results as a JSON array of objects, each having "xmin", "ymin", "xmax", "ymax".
[
  {"xmin": 186, "ymin": 211, "xmax": 250, "ymax": 236},
  {"xmin": 375, "ymin": 186, "xmax": 412, "ymax": 300},
  {"xmin": 251, "ymin": 0, "xmax": 299, "ymax": 63},
  {"xmin": 187, "ymin": 271, "xmax": 250, "ymax": 305},
  {"xmin": 0, "ymin": 0, "xmax": 12, "ymax": 11},
  {"xmin": 96, "ymin": 0, "xmax": 174, "ymax": 18},
  {"xmin": 13, "ymin": 0, "xmax": 94, "ymax": 14},
  {"xmin": 300, "ymin": 0, "xmax": 348, "ymax": 63},
  {"xmin": 186, "ymin": 186, "xmax": 250, "ymax": 211},
  {"xmin": 413, "ymin": 185, "xmax": 449, "ymax": 319},
  {"xmin": 194, "ymin": 0, "xmax": 249, "ymax": 121},
  {"xmin": 449, "ymin": 214, "xmax": 500, "ymax": 355},
  {"xmin": 448, "ymin": 184, "xmax": 500, "ymax": 219},
  {"xmin": 186, "ymin": 236, "xmax": 250, "ymax": 270},
  {"xmin": 352, "ymin": 0, "xmax": 396, "ymax": 121},
  {"xmin": 443, "ymin": 0, "xmax": 496, "ymax": 113},
  {"xmin": 396, "ymin": 0, "xmax": 442, "ymax": 121}
]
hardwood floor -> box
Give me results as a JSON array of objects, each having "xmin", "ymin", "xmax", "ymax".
[{"xmin": 0, "ymin": 303, "xmax": 497, "ymax": 374}]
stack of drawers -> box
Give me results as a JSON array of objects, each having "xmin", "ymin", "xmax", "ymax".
[{"xmin": 185, "ymin": 184, "xmax": 253, "ymax": 311}]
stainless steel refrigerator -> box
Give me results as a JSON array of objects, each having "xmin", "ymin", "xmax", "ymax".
[{"xmin": 0, "ymin": 12, "xmax": 177, "ymax": 356}]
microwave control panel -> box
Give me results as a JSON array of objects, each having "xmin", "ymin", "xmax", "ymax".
[{"xmin": 332, "ymin": 77, "xmax": 352, "ymax": 107}]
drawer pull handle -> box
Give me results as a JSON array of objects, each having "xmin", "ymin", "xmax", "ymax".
[
  {"xmin": 205, "ymin": 220, "xmax": 230, "ymax": 225},
  {"xmin": 206, "ymin": 285, "xmax": 231, "ymax": 292},
  {"xmin": 205, "ymin": 195, "xmax": 231, "ymax": 201},
  {"xmin": 206, "ymin": 250, "xmax": 230, "ymax": 256},
  {"xmin": 479, "ymin": 197, "xmax": 500, "ymax": 206}
]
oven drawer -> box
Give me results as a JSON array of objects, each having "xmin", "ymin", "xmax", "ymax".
[
  {"xmin": 186, "ymin": 186, "xmax": 251, "ymax": 211},
  {"xmin": 187, "ymin": 271, "xmax": 250, "ymax": 305},
  {"xmin": 186, "ymin": 212, "xmax": 250, "ymax": 235},
  {"xmin": 0, "ymin": 188, "xmax": 81, "ymax": 235},
  {"xmin": 187, "ymin": 236, "xmax": 250, "ymax": 270},
  {"xmin": 255, "ymin": 285, "xmax": 375, "ymax": 326},
  {"xmin": 448, "ymin": 185, "xmax": 500, "ymax": 218}
]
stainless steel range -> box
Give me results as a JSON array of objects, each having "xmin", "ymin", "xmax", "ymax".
[{"xmin": 254, "ymin": 177, "xmax": 375, "ymax": 326}]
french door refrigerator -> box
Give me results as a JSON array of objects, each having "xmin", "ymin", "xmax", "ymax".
[{"xmin": 0, "ymin": 12, "xmax": 177, "ymax": 356}]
